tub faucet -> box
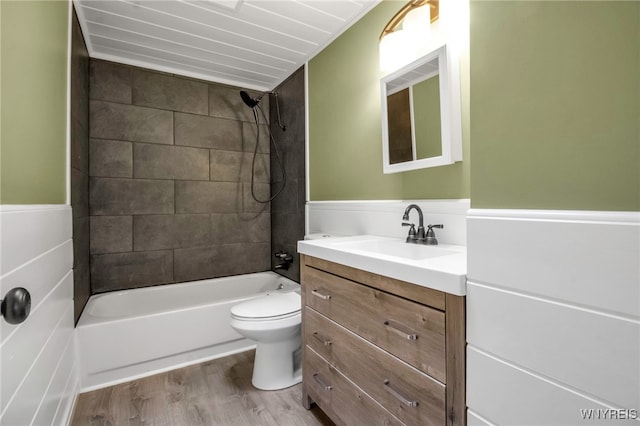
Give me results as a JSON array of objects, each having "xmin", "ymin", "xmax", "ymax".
[{"xmin": 274, "ymin": 251, "xmax": 293, "ymax": 270}]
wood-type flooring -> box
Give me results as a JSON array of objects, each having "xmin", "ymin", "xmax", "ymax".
[{"xmin": 71, "ymin": 350, "xmax": 333, "ymax": 426}]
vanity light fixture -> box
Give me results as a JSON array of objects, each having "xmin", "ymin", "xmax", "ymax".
[
  {"xmin": 379, "ymin": 0, "xmax": 439, "ymax": 41},
  {"xmin": 379, "ymin": 0, "xmax": 440, "ymax": 72}
]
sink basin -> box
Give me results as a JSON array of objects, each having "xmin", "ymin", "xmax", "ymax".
[
  {"xmin": 298, "ymin": 235, "xmax": 467, "ymax": 295},
  {"xmin": 339, "ymin": 239, "xmax": 457, "ymax": 260}
]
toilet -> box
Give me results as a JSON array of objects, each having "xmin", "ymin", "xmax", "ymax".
[{"xmin": 230, "ymin": 291, "xmax": 302, "ymax": 390}]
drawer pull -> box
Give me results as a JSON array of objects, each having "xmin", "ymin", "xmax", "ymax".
[
  {"xmin": 313, "ymin": 373, "xmax": 332, "ymax": 391},
  {"xmin": 383, "ymin": 379, "xmax": 418, "ymax": 408},
  {"xmin": 383, "ymin": 319, "xmax": 418, "ymax": 341},
  {"xmin": 312, "ymin": 331, "xmax": 332, "ymax": 346},
  {"xmin": 311, "ymin": 289, "xmax": 331, "ymax": 300}
]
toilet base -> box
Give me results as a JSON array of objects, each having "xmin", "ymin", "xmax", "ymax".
[{"xmin": 251, "ymin": 336, "xmax": 302, "ymax": 391}]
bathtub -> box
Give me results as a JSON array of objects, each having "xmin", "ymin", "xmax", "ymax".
[{"xmin": 76, "ymin": 272, "xmax": 299, "ymax": 391}]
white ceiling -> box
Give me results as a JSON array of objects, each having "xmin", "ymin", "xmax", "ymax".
[{"xmin": 74, "ymin": 0, "xmax": 381, "ymax": 91}]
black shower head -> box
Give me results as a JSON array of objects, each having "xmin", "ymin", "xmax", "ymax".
[{"xmin": 240, "ymin": 90, "xmax": 259, "ymax": 108}]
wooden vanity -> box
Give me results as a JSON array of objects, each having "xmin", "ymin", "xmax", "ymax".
[{"xmin": 301, "ymin": 254, "xmax": 466, "ymax": 426}]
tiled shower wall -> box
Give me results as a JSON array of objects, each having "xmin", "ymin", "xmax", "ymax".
[
  {"xmin": 270, "ymin": 67, "xmax": 306, "ymax": 282},
  {"xmin": 88, "ymin": 59, "xmax": 271, "ymax": 293},
  {"xmin": 70, "ymin": 8, "xmax": 90, "ymax": 321}
]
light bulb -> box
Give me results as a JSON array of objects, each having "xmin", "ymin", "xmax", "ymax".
[
  {"xmin": 379, "ymin": 30, "xmax": 412, "ymax": 72},
  {"xmin": 402, "ymin": 5, "xmax": 431, "ymax": 37}
]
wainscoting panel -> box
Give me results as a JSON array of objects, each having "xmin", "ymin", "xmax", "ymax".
[
  {"xmin": 467, "ymin": 210, "xmax": 639, "ymax": 317},
  {"xmin": 467, "ymin": 347, "xmax": 636, "ymax": 426},
  {"xmin": 306, "ymin": 199, "xmax": 470, "ymax": 246},
  {"xmin": 466, "ymin": 209, "xmax": 640, "ymax": 425},
  {"xmin": 468, "ymin": 282, "xmax": 638, "ymax": 409},
  {"xmin": 0, "ymin": 206, "xmax": 78, "ymax": 426},
  {"xmin": 467, "ymin": 410, "xmax": 493, "ymax": 426},
  {"xmin": 0, "ymin": 206, "xmax": 73, "ymax": 275}
]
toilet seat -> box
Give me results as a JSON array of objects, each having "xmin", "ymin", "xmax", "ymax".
[{"xmin": 230, "ymin": 292, "xmax": 300, "ymax": 321}]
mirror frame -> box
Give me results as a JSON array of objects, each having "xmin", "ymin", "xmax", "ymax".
[{"xmin": 380, "ymin": 44, "xmax": 463, "ymax": 173}]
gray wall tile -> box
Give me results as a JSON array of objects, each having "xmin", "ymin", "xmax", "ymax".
[
  {"xmin": 271, "ymin": 178, "xmax": 298, "ymax": 214},
  {"xmin": 174, "ymin": 242, "xmax": 270, "ymax": 282},
  {"xmin": 210, "ymin": 150, "xmax": 269, "ymax": 183},
  {"xmin": 269, "ymin": 67, "xmax": 305, "ymax": 282},
  {"xmin": 174, "ymin": 214, "xmax": 211, "ymax": 248},
  {"xmin": 133, "ymin": 214, "xmax": 212, "ymax": 251},
  {"xmin": 71, "ymin": 8, "xmax": 91, "ymax": 322},
  {"xmin": 133, "ymin": 70, "xmax": 208, "ymax": 115},
  {"xmin": 175, "ymin": 113, "xmax": 242, "ymax": 150},
  {"xmin": 209, "ymin": 85, "xmax": 269, "ymax": 123},
  {"xmin": 133, "ymin": 143, "xmax": 209, "ymax": 180},
  {"xmin": 243, "ymin": 183, "xmax": 271, "ymax": 213},
  {"xmin": 211, "ymin": 213, "xmax": 270, "ymax": 244},
  {"xmin": 71, "ymin": 168, "xmax": 89, "ymax": 219},
  {"xmin": 90, "ymin": 216, "xmax": 133, "ymax": 254},
  {"xmin": 90, "ymin": 100, "xmax": 173, "ymax": 144},
  {"xmin": 84, "ymin": 61, "xmax": 302, "ymax": 293},
  {"xmin": 91, "ymin": 250, "xmax": 173, "ymax": 292},
  {"xmin": 133, "ymin": 215, "xmax": 174, "ymax": 251},
  {"xmin": 90, "ymin": 178, "xmax": 174, "ymax": 215},
  {"xmin": 242, "ymin": 121, "xmax": 271, "ymax": 154},
  {"xmin": 90, "ymin": 60, "xmax": 132, "ymax": 104},
  {"xmin": 71, "ymin": 114, "xmax": 89, "ymax": 174},
  {"xmin": 175, "ymin": 181, "xmax": 240, "ymax": 213},
  {"xmin": 73, "ymin": 215, "xmax": 90, "ymax": 322},
  {"xmin": 89, "ymin": 139, "xmax": 132, "ymax": 178}
]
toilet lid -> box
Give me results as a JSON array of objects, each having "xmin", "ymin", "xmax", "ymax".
[{"xmin": 231, "ymin": 292, "xmax": 301, "ymax": 319}]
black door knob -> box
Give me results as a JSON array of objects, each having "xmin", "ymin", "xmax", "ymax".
[{"xmin": 1, "ymin": 287, "xmax": 31, "ymax": 325}]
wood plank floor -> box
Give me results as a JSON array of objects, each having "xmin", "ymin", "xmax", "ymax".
[{"xmin": 71, "ymin": 350, "xmax": 334, "ymax": 426}]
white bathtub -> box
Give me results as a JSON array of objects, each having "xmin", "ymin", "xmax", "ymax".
[{"xmin": 76, "ymin": 272, "xmax": 299, "ymax": 391}]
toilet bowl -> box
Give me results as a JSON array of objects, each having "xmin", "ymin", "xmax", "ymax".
[{"xmin": 230, "ymin": 291, "xmax": 302, "ymax": 390}]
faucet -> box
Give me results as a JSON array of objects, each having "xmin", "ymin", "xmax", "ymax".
[
  {"xmin": 402, "ymin": 204, "xmax": 444, "ymax": 245},
  {"xmin": 402, "ymin": 204, "xmax": 425, "ymax": 243},
  {"xmin": 274, "ymin": 251, "xmax": 293, "ymax": 270}
]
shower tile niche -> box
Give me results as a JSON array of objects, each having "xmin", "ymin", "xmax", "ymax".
[{"xmin": 88, "ymin": 60, "xmax": 271, "ymax": 293}]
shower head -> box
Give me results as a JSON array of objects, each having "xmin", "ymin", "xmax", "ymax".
[
  {"xmin": 240, "ymin": 90, "xmax": 259, "ymax": 108},
  {"xmin": 239, "ymin": 90, "xmax": 287, "ymax": 132}
]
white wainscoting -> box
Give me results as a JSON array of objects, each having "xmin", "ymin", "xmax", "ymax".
[
  {"xmin": 306, "ymin": 199, "xmax": 470, "ymax": 246},
  {"xmin": 467, "ymin": 209, "xmax": 640, "ymax": 425},
  {"xmin": 0, "ymin": 205, "xmax": 79, "ymax": 426}
]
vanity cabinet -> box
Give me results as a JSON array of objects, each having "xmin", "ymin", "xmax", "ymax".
[{"xmin": 301, "ymin": 255, "xmax": 465, "ymax": 426}]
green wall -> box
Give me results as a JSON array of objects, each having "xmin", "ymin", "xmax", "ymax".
[
  {"xmin": 471, "ymin": 1, "xmax": 639, "ymax": 211},
  {"xmin": 308, "ymin": 1, "xmax": 470, "ymax": 201},
  {"xmin": 1, "ymin": 1, "xmax": 69, "ymax": 204},
  {"xmin": 309, "ymin": 0, "xmax": 638, "ymax": 211}
]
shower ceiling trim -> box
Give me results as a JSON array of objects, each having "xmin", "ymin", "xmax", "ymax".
[{"xmin": 74, "ymin": 0, "xmax": 380, "ymax": 91}]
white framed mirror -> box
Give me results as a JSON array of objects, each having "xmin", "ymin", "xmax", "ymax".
[{"xmin": 381, "ymin": 44, "xmax": 462, "ymax": 173}]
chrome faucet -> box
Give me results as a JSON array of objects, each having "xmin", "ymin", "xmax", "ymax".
[{"xmin": 402, "ymin": 204, "xmax": 444, "ymax": 245}]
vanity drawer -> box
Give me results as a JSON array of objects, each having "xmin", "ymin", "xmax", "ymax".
[
  {"xmin": 304, "ymin": 346, "xmax": 405, "ymax": 426},
  {"xmin": 304, "ymin": 266, "xmax": 446, "ymax": 383},
  {"xmin": 305, "ymin": 308, "xmax": 446, "ymax": 426}
]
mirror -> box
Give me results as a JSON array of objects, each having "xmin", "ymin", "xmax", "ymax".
[{"xmin": 381, "ymin": 44, "xmax": 462, "ymax": 173}]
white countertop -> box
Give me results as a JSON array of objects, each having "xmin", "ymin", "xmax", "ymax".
[{"xmin": 297, "ymin": 235, "xmax": 467, "ymax": 296}]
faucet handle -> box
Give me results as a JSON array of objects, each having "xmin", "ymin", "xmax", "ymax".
[
  {"xmin": 424, "ymin": 224, "xmax": 443, "ymax": 245},
  {"xmin": 402, "ymin": 222, "xmax": 418, "ymax": 243}
]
